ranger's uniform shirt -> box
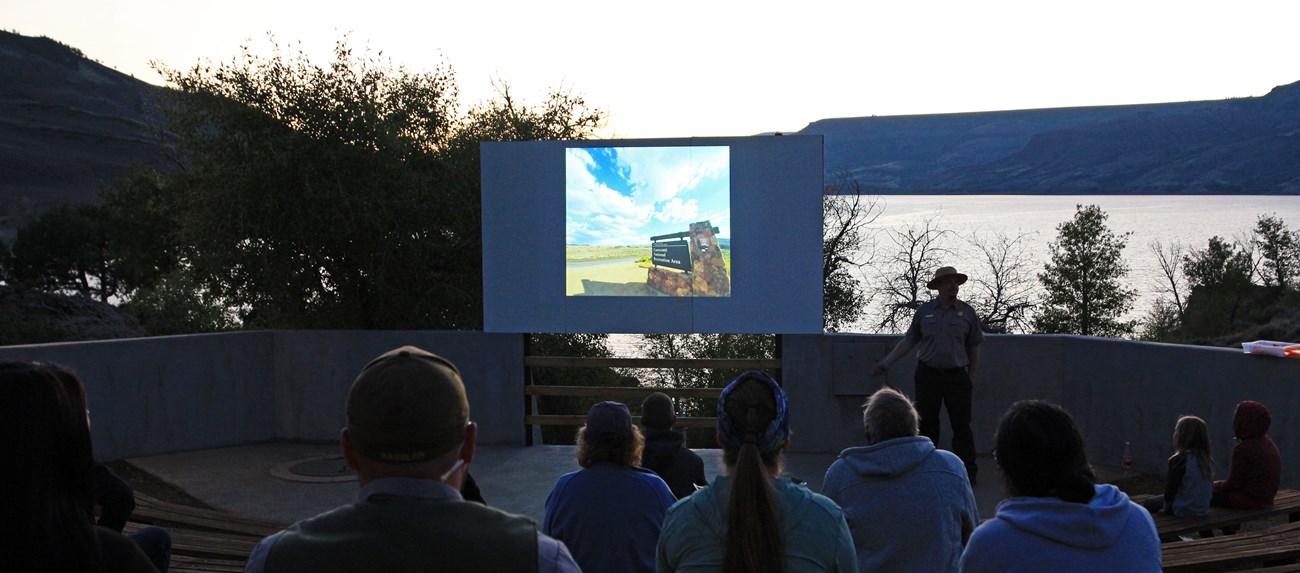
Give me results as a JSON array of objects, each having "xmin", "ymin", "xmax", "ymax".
[{"xmin": 905, "ymin": 298, "xmax": 983, "ymax": 369}]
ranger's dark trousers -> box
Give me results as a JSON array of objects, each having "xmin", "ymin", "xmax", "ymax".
[{"xmin": 915, "ymin": 361, "xmax": 978, "ymax": 482}]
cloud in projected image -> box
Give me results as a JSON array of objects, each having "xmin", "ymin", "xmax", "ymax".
[{"xmin": 566, "ymin": 146, "xmax": 729, "ymax": 246}]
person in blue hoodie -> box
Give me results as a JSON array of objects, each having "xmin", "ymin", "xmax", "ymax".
[
  {"xmin": 822, "ymin": 386, "xmax": 978, "ymax": 573},
  {"xmin": 959, "ymin": 400, "xmax": 1161, "ymax": 573},
  {"xmin": 544, "ymin": 401, "xmax": 677, "ymax": 573}
]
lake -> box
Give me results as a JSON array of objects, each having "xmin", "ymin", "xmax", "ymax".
[
  {"xmin": 848, "ymin": 194, "xmax": 1300, "ymax": 333},
  {"xmin": 606, "ymin": 195, "xmax": 1300, "ymax": 355}
]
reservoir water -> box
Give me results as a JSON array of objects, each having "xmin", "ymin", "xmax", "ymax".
[{"xmin": 607, "ymin": 195, "xmax": 1300, "ymax": 355}]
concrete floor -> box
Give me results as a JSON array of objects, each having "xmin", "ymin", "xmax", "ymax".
[{"xmin": 125, "ymin": 441, "xmax": 1111, "ymax": 527}]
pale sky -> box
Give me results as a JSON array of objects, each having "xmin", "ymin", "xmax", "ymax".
[{"xmin": 5, "ymin": 1, "xmax": 1299, "ymax": 138}]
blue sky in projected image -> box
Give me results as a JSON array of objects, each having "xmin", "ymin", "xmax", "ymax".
[{"xmin": 566, "ymin": 146, "xmax": 729, "ymax": 247}]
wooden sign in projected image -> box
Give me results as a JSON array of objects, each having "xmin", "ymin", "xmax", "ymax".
[{"xmin": 651, "ymin": 237, "xmax": 692, "ymax": 272}]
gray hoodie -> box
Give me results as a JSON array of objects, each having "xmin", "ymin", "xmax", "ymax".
[{"xmin": 822, "ymin": 436, "xmax": 978, "ymax": 573}]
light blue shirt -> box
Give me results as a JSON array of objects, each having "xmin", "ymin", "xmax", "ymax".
[
  {"xmin": 657, "ymin": 474, "xmax": 858, "ymax": 573},
  {"xmin": 244, "ymin": 477, "xmax": 581, "ymax": 573}
]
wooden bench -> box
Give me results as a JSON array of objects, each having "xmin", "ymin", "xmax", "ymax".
[
  {"xmin": 132, "ymin": 493, "xmax": 287, "ymax": 538},
  {"xmin": 1145, "ymin": 489, "xmax": 1300, "ymax": 538},
  {"xmin": 1162, "ymin": 520, "xmax": 1300, "ymax": 572},
  {"xmin": 1234, "ymin": 563, "xmax": 1300, "ymax": 573},
  {"xmin": 126, "ymin": 493, "xmax": 288, "ymax": 573}
]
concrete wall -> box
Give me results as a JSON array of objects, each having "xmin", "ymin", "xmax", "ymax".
[
  {"xmin": 4, "ymin": 330, "xmax": 1297, "ymax": 489},
  {"xmin": 0, "ymin": 331, "xmax": 524, "ymax": 460},
  {"xmin": 268, "ymin": 331, "xmax": 525, "ymax": 445},
  {"xmin": 0, "ymin": 332, "xmax": 277, "ymax": 460},
  {"xmin": 784, "ymin": 333, "xmax": 1300, "ymax": 489}
]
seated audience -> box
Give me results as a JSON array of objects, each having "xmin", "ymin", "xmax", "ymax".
[
  {"xmin": 1142, "ymin": 415, "xmax": 1214, "ymax": 518},
  {"xmin": 77, "ymin": 378, "xmax": 173, "ymax": 572},
  {"xmin": 1212, "ymin": 400, "xmax": 1281, "ymax": 510},
  {"xmin": 959, "ymin": 400, "xmax": 1160, "ymax": 573},
  {"xmin": 822, "ymin": 386, "xmax": 977, "ymax": 573},
  {"xmin": 544, "ymin": 401, "xmax": 677, "ymax": 573},
  {"xmin": 640, "ymin": 392, "xmax": 708, "ymax": 499},
  {"xmin": 244, "ymin": 346, "xmax": 579, "ymax": 573},
  {"xmin": 656, "ymin": 371, "xmax": 858, "ymax": 573},
  {"xmin": 94, "ymin": 462, "xmax": 174, "ymax": 572},
  {"xmin": 3, "ymin": 361, "xmax": 158, "ymax": 572}
]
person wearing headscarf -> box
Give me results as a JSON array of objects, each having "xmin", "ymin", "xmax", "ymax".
[{"xmin": 656, "ymin": 371, "xmax": 858, "ymax": 573}]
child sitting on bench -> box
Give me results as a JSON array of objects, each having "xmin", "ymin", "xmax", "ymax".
[
  {"xmin": 1143, "ymin": 415, "xmax": 1214, "ymax": 517},
  {"xmin": 1213, "ymin": 400, "xmax": 1281, "ymax": 511}
]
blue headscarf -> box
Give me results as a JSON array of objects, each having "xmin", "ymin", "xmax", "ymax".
[{"xmin": 717, "ymin": 371, "xmax": 789, "ymax": 453}]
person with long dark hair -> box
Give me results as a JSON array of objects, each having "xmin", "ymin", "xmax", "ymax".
[
  {"xmin": 2, "ymin": 361, "xmax": 158, "ymax": 572},
  {"xmin": 656, "ymin": 371, "xmax": 857, "ymax": 573},
  {"xmin": 959, "ymin": 400, "xmax": 1160, "ymax": 573}
]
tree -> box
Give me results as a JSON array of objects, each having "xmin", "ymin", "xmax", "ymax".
[
  {"xmin": 1139, "ymin": 239, "xmax": 1189, "ymax": 341},
  {"xmin": 1149, "ymin": 239, "xmax": 1189, "ymax": 318},
  {"xmin": 1034, "ymin": 204, "xmax": 1136, "ymax": 337},
  {"xmin": 966, "ymin": 229, "xmax": 1036, "ymax": 333},
  {"xmin": 1180, "ymin": 236, "xmax": 1256, "ymax": 337},
  {"xmin": 1138, "ymin": 298, "xmax": 1184, "ymax": 342},
  {"xmin": 9, "ymin": 204, "xmax": 119, "ymax": 302},
  {"xmin": 1183, "ymin": 236, "xmax": 1253, "ymax": 291},
  {"xmin": 822, "ymin": 178, "xmax": 881, "ymax": 332},
  {"xmin": 1252, "ymin": 213, "xmax": 1300, "ymax": 290},
  {"xmin": 128, "ymin": 36, "xmax": 604, "ymax": 330},
  {"xmin": 873, "ymin": 216, "xmax": 952, "ymax": 332}
]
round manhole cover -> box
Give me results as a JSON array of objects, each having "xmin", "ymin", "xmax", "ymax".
[{"xmin": 270, "ymin": 456, "xmax": 357, "ymax": 483}]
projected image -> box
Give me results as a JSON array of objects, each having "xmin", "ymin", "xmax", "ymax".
[{"xmin": 566, "ymin": 146, "xmax": 731, "ymax": 297}]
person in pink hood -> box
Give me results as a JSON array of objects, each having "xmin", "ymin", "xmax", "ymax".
[{"xmin": 1212, "ymin": 400, "xmax": 1281, "ymax": 510}]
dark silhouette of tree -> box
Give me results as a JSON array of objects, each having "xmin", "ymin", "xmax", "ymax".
[
  {"xmin": 1179, "ymin": 236, "xmax": 1255, "ymax": 337},
  {"xmin": 100, "ymin": 35, "xmax": 604, "ymax": 331},
  {"xmin": 822, "ymin": 178, "xmax": 881, "ymax": 332},
  {"xmin": 9, "ymin": 204, "xmax": 118, "ymax": 302},
  {"xmin": 1034, "ymin": 204, "xmax": 1136, "ymax": 337},
  {"xmin": 1252, "ymin": 213, "xmax": 1300, "ymax": 290},
  {"xmin": 874, "ymin": 216, "xmax": 952, "ymax": 332},
  {"xmin": 967, "ymin": 229, "xmax": 1036, "ymax": 333}
]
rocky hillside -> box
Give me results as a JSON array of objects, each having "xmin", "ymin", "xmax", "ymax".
[
  {"xmin": 0, "ymin": 30, "xmax": 170, "ymax": 243},
  {"xmin": 3, "ymin": 28, "xmax": 1299, "ymax": 252},
  {"xmin": 802, "ymin": 81, "xmax": 1300, "ymax": 195}
]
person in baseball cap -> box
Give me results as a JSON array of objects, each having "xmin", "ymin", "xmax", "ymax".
[{"xmin": 245, "ymin": 346, "xmax": 580, "ymax": 573}]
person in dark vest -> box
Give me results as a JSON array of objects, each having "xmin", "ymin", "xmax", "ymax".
[
  {"xmin": 243, "ymin": 346, "xmax": 580, "ymax": 573},
  {"xmin": 640, "ymin": 392, "xmax": 707, "ymax": 499}
]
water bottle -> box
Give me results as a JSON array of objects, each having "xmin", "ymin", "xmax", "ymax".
[{"xmin": 1121, "ymin": 441, "xmax": 1133, "ymax": 473}]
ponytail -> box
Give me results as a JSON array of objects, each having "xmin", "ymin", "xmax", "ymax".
[
  {"xmin": 724, "ymin": 443, "xmax": 784, "ymax": 573},
  {"xmin": 716, "ymin": 372, "xmax": 790, "ymax": 573}
]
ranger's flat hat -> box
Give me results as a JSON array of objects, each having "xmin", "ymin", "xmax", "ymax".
[{"xmin": 927, "ymin": 266, "xmax": 968, "ymax": 290}]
